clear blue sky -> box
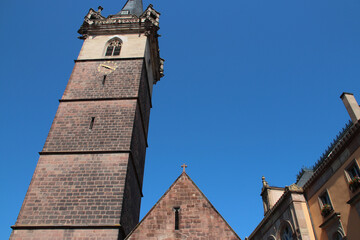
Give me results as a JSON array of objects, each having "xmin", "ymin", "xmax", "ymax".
[{"xmin": 1, "ymin": 0, "xmax": 360, "ymax": 239}]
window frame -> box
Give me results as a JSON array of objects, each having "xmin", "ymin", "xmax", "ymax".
[
  {"xmin": 173, "ymin": 206, "xmax": 180, "ymax": 230},
  {"xmin": 280, "ymin": 224, "xmax": 294, "ymax": 240},
  {"xmin": 104, "ymin": 38, "xmax": 122, "ymax": 57},
  {"xmin": 345, "ymin": 159, "xmax": 360, "ymax": 180},
  {"xmin": 344, "ymin": 159, "xmax": 360, "ymax": 192},
  {"xmin": 277, "ymin": 221, "xmax": 295, "ymax": 240},
  {"xmin": 318, "ymin": 190, "xmax": 333, "ymax": 217}
]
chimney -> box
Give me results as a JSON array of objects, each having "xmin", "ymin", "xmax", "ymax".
[{"xmin": 340, "ymin": 93, "xmax": 360, "ymax": 123}]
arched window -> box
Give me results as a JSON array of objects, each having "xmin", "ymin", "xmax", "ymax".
[
  {"xmin": 333, "ymin": 231, "xmax": 343, "ymax": 240},
  {"xmin": 105, "ymin": 38, "xmax": 122, "ymax": 56},
  {"xmin": 281, "ymin": 224, "xmax": 293, "ymax": 240},
  {"xmin": 267, "ymin": 235, "xmax": 276, "ymax": 240}
]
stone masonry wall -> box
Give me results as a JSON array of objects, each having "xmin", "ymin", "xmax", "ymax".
[
  {"xmin": 42, "ymin": 100, "xmax": 136, "ymax": 152},
  {"xmin": 130, "ymin": 104, "xmax": 147, "ymax": 187},
  {"xmin": 15, "ymin": 153, "xmax": 129, "ymax": 226},
  {"xmin": 120, "ymin": 157, "xmax": 142, "ymax": 236},
  {"xmin": 10, "ymin": 229, "xmax": 120, "ymax": 240},
  {"xmin": 138, "ymin": 63, "xmax": 151, "ymax": 135},
  {"xmin": 62, "ymin": 59, "xmax": 144, "ymax": 100}
]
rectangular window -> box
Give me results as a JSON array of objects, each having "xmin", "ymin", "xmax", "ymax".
[
  {"xmin": 346, "ymin": 161, "xmax": 360, "ymax": 179},
  {"xmin": 89, "ymin": 117, "xmax": 95, "ymax": 130},
  {"xmin": 320, "ymin": 192, "xmax": 331, "ymax": 205},
  {"xmin": 345, "ymin": 160, "xmax": 360, "ymax": 192},
  {"xmin": 102, "ymin": 75, "xmax": 107, "ymax": 85},
  {"xmin": 319, "ymin": 190, "xmax": 333, "ymax": 217},
  {"xmin": 174, "ymin": 207, "xmax": 180, "ymax": 230}
]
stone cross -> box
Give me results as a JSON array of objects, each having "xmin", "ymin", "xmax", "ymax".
[{"xmin": 181, "ymin": 164, "xmax": 188, "ymax": 173}]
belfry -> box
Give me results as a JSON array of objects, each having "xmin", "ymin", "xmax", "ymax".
[{"xmin": 10, "ymin": 1, "xmax": 163, "ymax": 239}]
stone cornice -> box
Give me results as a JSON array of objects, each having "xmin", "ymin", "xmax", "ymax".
[
  {"xmin": 77, "ymin": 5, "xmax": 164, "ymax": 83},
  {"xmin": 78, "ymin": 5, "xmax": 160, "ymax": 37}
]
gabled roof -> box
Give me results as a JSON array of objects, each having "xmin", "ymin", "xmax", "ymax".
[
  {"xmin": 125, "ymin": 172, "xmax": 241, "ymax": 240},
  {"xmin": 117, "ymin": 0, "xmax": 143, "ymax": 17}
]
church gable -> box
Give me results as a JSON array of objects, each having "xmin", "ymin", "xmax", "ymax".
[{"xmin": 126, "ymin": 172, "xmax": 241, "ymax": 240}]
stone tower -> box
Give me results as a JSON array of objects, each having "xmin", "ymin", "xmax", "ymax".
[{"xmin": 10, "ymin": 1, "xmax": 163, "ymax": 239}]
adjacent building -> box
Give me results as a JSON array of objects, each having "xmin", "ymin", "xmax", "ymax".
[
  {"xmin": 303, "ymin": 93, "xmax": 360, "ymax": 240},
  {"xmin": 249, "ymin": 179, "xmax": 315, "ymax": 240},
  {"xmin": 250, "ymin": 93, "xmax": 360, "ymax": 240}
]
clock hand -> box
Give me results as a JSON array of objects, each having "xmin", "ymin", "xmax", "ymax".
[{"xmin": 101, "ymin": 64, "xmax": 116, "ymax": 70}]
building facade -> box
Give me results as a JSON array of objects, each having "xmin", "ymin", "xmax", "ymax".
[
  {"xmin": 249, "ymin": 93, "xmax": 360, "ymax": 240},
  {"xmin": 303, "ymin": 93, "xmax": 360, "ymax": 240},
  {"xmin": 11, "ymin": 1, "xmax": 163, "ymax": 239}
]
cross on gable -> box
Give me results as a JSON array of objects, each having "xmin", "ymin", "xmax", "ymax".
[{"xmin": 181, "ymin": 164, "xmax": 188, "ymax": 173}]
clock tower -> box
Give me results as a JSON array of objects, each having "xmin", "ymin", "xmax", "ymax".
[{"xmin": 10, "ymin": 1, "xmax": 163, "ymax": 239}]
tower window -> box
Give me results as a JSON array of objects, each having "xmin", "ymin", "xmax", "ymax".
[
  {"xmin": 173, "ymin": 207, "xmax": 180, "ymax": 230},
  {"xmin": 105, "ymin": 39, "xmax": 122, "ymax": 56},
  {"xmin": 89, "ymin": 117, "xmax": 95, "ymax": 130}
]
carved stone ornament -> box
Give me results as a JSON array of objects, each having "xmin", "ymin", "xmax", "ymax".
[{"xmin": 287, "ymin": 184, "xmax": 303, "ymax": 192}]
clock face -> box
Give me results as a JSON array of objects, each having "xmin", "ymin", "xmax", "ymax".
[{"xmin": 97, "ymin": 61, "xmax": 118, "ymax": 74}]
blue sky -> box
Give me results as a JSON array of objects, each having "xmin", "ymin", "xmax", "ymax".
[{"xmin": 1, "ymin": 0, "xmax": 360, "ymax": 239}]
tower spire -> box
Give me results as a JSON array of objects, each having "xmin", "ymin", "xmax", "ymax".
[{"xmin": 118, "ymin": 0, "xmax": 143, "ymax": 17}]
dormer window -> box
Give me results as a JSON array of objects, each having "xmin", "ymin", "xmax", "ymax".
[
  {"xmin": 120, "ymin": 10, "xmax": 130, "ymax": 15},
  {"xmin": 105, "ymin": 39, "xmax": 122, "ymax": 56}
]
